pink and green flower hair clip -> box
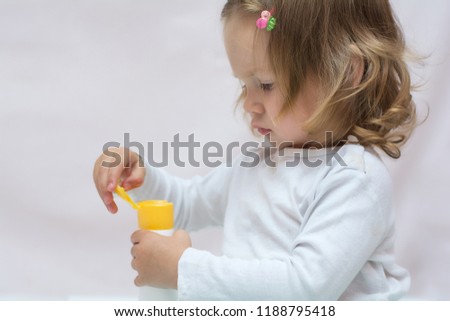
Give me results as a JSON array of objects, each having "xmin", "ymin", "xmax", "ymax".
[{"xmin": 256, "ymin": 9, "xmax": 277, "ymax": 31}]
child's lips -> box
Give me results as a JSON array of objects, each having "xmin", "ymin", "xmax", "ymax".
[
  {"xmin": 257, "ymin": 128, "xmax": 272, "ymax": 136},
  {"xmin": 251, "ymin": 121, "xmax": 272, "ymax": 136}
]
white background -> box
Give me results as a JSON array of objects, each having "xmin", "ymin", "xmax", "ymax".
[{"xmin": 0, "ymin": 0, "xmax": 448, "ymax": 300}]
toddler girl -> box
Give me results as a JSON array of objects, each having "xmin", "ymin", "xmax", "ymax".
[{"xmin": 93, "ymin": 0, "xmax": 416, "ymax": 300}]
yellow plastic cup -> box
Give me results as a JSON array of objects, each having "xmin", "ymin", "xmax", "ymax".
[
  {"xmin": 114, "ymin": 186, "xmax": 174, "ymax": 230},
  {"xmin": 137, "ymin": 200, "xmax": 174, "ymax": 231}
]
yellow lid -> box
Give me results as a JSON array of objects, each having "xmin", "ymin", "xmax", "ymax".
[{"xmin": 137, "ymin": 200, "xmax": 174, "ymax": 230}]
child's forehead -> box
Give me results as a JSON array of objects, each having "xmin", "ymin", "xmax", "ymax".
[
  {"xmin": 224, "ymin": 15, "xmax": 272, "ymax": 79},
  {"xmin": 228, "ymin": 51, "xmax": 273, "ymax": 81}
]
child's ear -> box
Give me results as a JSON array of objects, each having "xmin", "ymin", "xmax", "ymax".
[{"xmin": 349, "ymin": 45, "xmax": 365, "ymax": 87}]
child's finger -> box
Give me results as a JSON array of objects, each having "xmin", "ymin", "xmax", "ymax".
[
  {"xmin": 130, "ymin": 229, "xmax": 145, "ymax": 244},
  {"xmin": 106, "ymin": 159, "xmax": 125, "ymax": 193},
  {"xmin": 122, "ymin": 165, "xmax": 145, "ymax": 190},
  {"xmin": 93, "ymin": 156, "xmax": 115, "ymax": 210},
  {"xmin": 106, "ymin": 201, "xmax": 118, "ymax": 214},
  {"xmin": 96, "ymin": 167, "xmax": 117, "ymax": 213}
]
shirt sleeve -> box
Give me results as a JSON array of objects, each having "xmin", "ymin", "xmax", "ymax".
[
  {"xmin": 128, "ymin": 161, "xmax": 234, "ymax": 231},
  {"xmin": 177, "ymin": 165, "xmax": 392, "ymax": 300}
]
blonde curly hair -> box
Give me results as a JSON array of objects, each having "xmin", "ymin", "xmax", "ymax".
[{"xmin": 222, "ymin": 0, "xmax": 417, "ymax": 158}]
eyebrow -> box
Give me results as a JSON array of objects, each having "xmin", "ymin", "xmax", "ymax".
[
  {"xmin": 233, "ymin": 72, "xmax": 275, "ymax": 84},
  {"xmin": 232, "ymin": 70, "xmax": 254, "ymax": 79}
]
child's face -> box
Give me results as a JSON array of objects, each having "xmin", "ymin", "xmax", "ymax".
[{"xmin": 224, "ymin": 15, "xmax": 319, "ymax": 147}]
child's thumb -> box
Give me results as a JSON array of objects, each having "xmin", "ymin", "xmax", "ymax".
[{"xmin": 173, "ymin": 230, "xmax": 192, "ymax": 247}]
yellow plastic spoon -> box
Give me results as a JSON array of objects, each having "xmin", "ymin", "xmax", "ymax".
[{"xmin": 114, "ymin": 185, "xmax": 140, "ymax": 210}]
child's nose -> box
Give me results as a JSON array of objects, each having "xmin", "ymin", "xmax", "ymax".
[{"xmin": 243, "ymin": 89, "xmax": 264, "ymax": 115}]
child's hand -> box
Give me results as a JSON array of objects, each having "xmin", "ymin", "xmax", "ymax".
[
  {"xmin": 131, "ymin": 230, "xmax": 192, "ymax": 289},
  {"xmin": 93, "ymin": 147, "xmax": 145, "ymax": 213}
]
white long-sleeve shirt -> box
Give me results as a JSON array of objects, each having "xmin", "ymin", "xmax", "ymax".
[{"xmin": 130, "ymin": 143, "xmax": 410, "ymax": 300}]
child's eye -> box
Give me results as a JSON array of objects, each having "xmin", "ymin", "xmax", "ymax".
[{"xmin": 260, "ymin": 83, "xmax": 274, "ymax": 92}]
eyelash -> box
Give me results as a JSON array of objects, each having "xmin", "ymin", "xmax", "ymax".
[
  {"xmin": 260, "ymin": 83, "xmax": 274, "ymax": 92},
  {"xmin": 239, "ymin": 82, "xmax": 274, "ymax": 93}
]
